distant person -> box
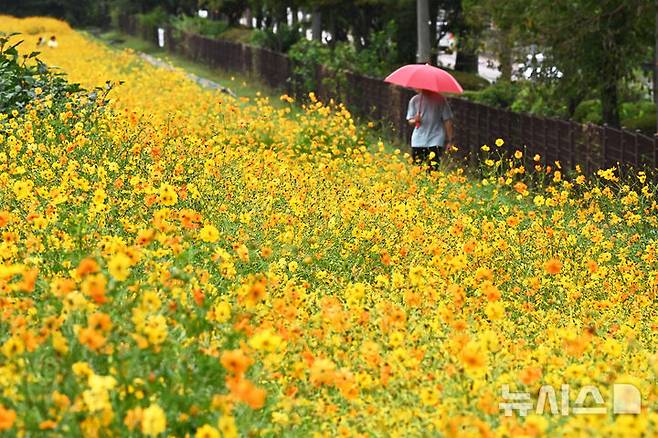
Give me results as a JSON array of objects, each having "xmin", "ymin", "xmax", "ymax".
[
  {"xmin": 47, "ymin": 36, "xmax": 58, "ymax": 48},
  {"xmin": 36, "ymin": 36, "xmax": 45, "ymax": 47},
  {"xmin": 406, "ymin": 89, "xmax": 454, "ymax": 171}
]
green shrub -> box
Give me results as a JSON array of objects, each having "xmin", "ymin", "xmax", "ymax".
[
  {"xmin": 251, "ymin": 24, "xmax": 302, "ymax": 53},
  {"xmin": 573, "ymin": 100, "xmax": 602, "ymax": 124},
  {"xmin": 287, "ymin": 21, "xmax": 401, "ymax": 99},
  {"xmin": 446, "ymin": 69, "xmax": 490, "ymax": 91},
  {"xmin": 621, "ymin": 107, "xmax": 656, "ymax": 135},
  {"xmin": 288, "ymin": 39, "xmax": 330, "ymax": 93},
  {"xmin": 138, "ymin": 7, "xmax": 170, "ymax": 29},
  {"xmin": 0, "ymin": 33, "xmax": 84, "ymax": 115},
  {"xmin": 465, "ymin": 80, "xmax": 519, "ymax": 108},
  {"xmin": 172, "ymin": 15, "xmax": 229, "ymax": 39},
  {"xmin": 620, "ymin": 100, "xmax": 655, "ymax": 121},
  {"xmin": 349, "ymin": 21, "xmax": 399, "ymax": 79}
]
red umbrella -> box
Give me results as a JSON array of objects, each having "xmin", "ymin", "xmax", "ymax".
[{"xmin": 384, "ymin": 64, "xmax": 464, "ymax": 95}]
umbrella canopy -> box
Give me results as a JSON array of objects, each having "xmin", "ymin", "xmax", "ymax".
[{"xmin": 384, "ymin": 64, "xmax": 464, "ymax": 94}]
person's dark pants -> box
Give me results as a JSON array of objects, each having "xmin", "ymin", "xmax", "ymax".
[{"xmin": 411, "ymin": 146, "xmax": 443, "ymax": 171}]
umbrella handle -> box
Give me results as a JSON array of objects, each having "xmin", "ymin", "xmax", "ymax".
[{"xmin": 415, "ymin": 94, "xmax": 423, "ymax": 128}]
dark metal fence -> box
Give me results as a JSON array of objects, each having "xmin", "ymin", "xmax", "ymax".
[{"xmin": 118, "ymin": 15, "xmax": 658, "ymax": 173}]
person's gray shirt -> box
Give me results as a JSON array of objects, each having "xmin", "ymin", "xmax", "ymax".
[{"xmin": 406, "ymin": 93, "xmax": 453, "ymax": 148}]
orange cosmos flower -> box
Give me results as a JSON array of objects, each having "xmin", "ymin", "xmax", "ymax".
[
  {"xmin": 463, "ymin": 239, "xmax": 476, "ymax": 254},
  {"xmin": 0, "ymin": 211, "xmax": 10, "ymax": 227},
  {"xmin": 380, "ymin": 250, "xmax": 391, "ymax": 266},
  {"xmin": 39, "ymin": 420, "xmax": 58, "ymax": 430},
  {"xmin": 18, "ymin": 268, "xmax": 38, "ymax": 292},
  {"xmin": 259, "ymin": 246, "xmax": 273, "ymax": 258},
  {"xmin": 506, "ymin": 216, "xmax": 520, "ymax": 227},
  {"xmin": 243, "ymin": 279, "xmax": 266, "ymax": 307},
  {"xmin": 482, "ymin": 282, "xmax": 501, "ymax": 301},
  {"xmin": 82, "ymin": 274, "xmax": 108, "ymax": 304},
  {"xmin": 0, "ymin": 405, "xmax": 16, "ymax": 431},
  {"xmin": 76, "ymin": 258, "xmax": 100, "ymax": 277},
  {"xmin": 88, "ymin": 313, "xmax": 113, "ymax": 332},
  {"xmin": 226, "ymin": 376, "xmax": 266, "ymax": 409},
  {"xmin": 513, "ymin": 181, "xmax": 527, "ymax": 194},
  {"xmin": 544, "ymin": 258, "xmax": 563, "ymax": 275},
  {"xmin": 78, "ymin": 327, "xmax": 106, "ymax": 351},
  {"xmin": 309, "ymin": 358, "xmax": 336, "ymax": 386},
  {"xmin": 220, "ymin": 349, "xmax": 253, "ymax": 375},
  {"xmin": 519, "ymin": 367, "xmax": 542, "ymax": 385}
]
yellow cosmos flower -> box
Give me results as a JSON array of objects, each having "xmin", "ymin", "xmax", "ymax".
[
  {"xmin": 158, "ymin": 183, "xmax": 178, "ymax": 206},
  {"xmin": 199, "ymin": 224, "xmax": 220, "ymax": 243},
  {"xmin": 1, "ymin": 336, "xmax": 25, "ymax": 358},
  {"xmin": 12, "ymin": 179, "xmax": 33, "ymax": 201},
  {"xmin": 141, "ymin": 404, "xmax": 167, "ymax": 436},
  {"xmin": 212, "ymin": 301, "xmax": 231, "ymax": 323},
  {"xmin": 461, "ymin": 341, "xmax": 487, "ymax": 371},
  {"xmin": 248, "ymin": 329, "xmax": 283, "ymax": 352},
  {"xmin": 195, "ymin": 424, "xmax": 220, "ymax": 438},
  {"xmin": 485, "ymin": 301, "xmax": 505, "ymax": 320},
  {"xmin": 107, "ymin": 253, "xmax": 131, "ymax": 281},
  {"xmin": 218, "ymin": 415, "xmax": 238, "ymax": 438}
]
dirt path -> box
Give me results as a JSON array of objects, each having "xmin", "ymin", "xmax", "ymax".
[{"xmin": 138, "ymin": 52, "xmax": 236, "ymax": 97}]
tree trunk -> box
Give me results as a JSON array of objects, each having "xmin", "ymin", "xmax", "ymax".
[
  {"xmin": 455, "ymin": 50, "xmax": 478, "ymax": 72},
  {"xmin": 417, "ymin": 0, "xmax": 431, "ymax": 63},
  {"xmin": 655, "ymin": 0, "xmax": 658, "ymax": 133},
  {"xmin": 429, "ymin": 0, "xmax": 440, "ymax": 58},
  {"xmin": 602, "ymin": 81, "xmax": 620, "ymax": 128},
  {"xmin": 452, "ymin": 0, "xmax": 478, "ymax": 73},
  {"xmin": 255, "ymin": 7, "xmax": 263, "ymax": 29},
  {"xmin": 498, "ymin": 36, "xmax": 512, "ymax": 81},
  {"xmin": 275, "ymin": 6, "xmax": 287, "ymax": 28},
  {"xmin": 312, "ymin": 9, "xmax": 322, "ymax": 41},
  {"xmin": 244, "ymin": 8, "xmax": 252, "ymax": 28}
]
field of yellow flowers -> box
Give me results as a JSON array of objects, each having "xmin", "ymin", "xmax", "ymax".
[{"xmin": 1, "ymin": 15, "xmax": 658, "ymax": 438}]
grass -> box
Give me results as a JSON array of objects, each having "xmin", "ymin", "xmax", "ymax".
[{"xmin": 219, "ymin": 27, "xmax": 255, "ymax": 44}]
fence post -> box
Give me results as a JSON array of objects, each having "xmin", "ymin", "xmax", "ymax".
[
  {"xmin": 601, "ymin": 124, "xmax": 607, "ymax": 169},
  {"xmin": 634, "ymin": 131, "xmax": 640, "ymax": 168},
  {"xmin": 569, "ymin": 122, "xmax": 575, "ymax": 172}
]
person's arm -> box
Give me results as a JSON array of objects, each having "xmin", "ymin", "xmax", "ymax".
[
  {"xmin": 406, "ymin": 96, "xmax": 420, "ymax": 127},
  {"xmin": 444, "ymin": 119, "xmax": 454, "ymax": 150}
]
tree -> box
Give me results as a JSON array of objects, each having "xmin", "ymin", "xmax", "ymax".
[
  {"xmin": 463, "ymin": 0, "xmax": 526, "ymax": 81},
  {"xmin": 417, "ymin": 0, "xmax": 431, "ymax": 62},
  {"xmin": 527, "ymin": 0, "xmax": 652, "ymax": 127},
  {"xmin": 439, "ymin": 0, "xmax": 481, "ymax": 72},
  {"xmin": 464, "ymin": 0, "xmax": 653, "ymax": 127},
  {"xmin": 202, "ymin": 0, "xmax": 249, "ymax": 25},
  {"xmin": 0, "ymin": 0, "xmax": 112, "ymax": 26}
]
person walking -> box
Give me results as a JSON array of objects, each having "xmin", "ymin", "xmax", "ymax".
[{"xmin": 406, "ymin": 89, "xmax": 454, "ymax": 171}]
